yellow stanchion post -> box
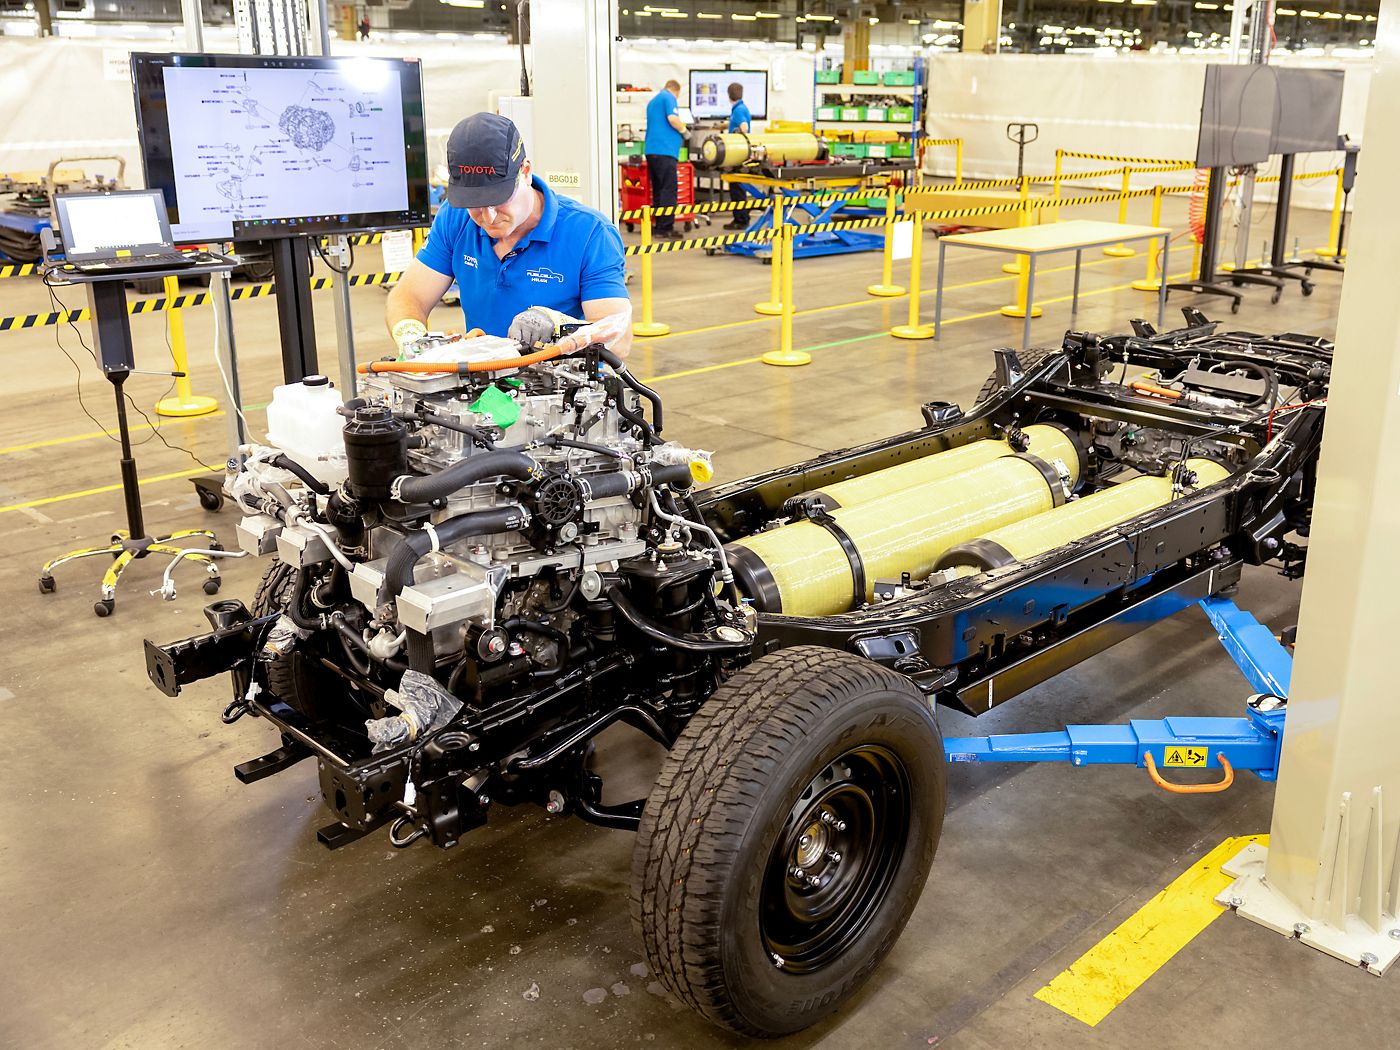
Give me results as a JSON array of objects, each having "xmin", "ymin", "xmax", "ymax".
[
  {"xmin": 762, "ymin": 225, "xmax": 811, "ymax": 366},
  {"xmin": 755, "ymin": 193, "xmax": 785, "ymax": 315},
  {"xmin": 1103, "ymin": 166, "xmax": 1137, "ymax": 258},
  {"xmin": 632, "ymin": 205, "xmax": 670, "ymax": 337},
  {"xmin": 955, "ymin": 139, "xmax": 964, "ymax": 184},
  {"xmin": 1002, "ymin": 177, "xmax": 1030, "ymax": 275},
  {"xmin": 154, "ymin": 275, "xmax": 218, "ymax": 418},
  {"xmin": 1315, "ymin": 167, "xmax": 1347, "ymax": 259},
  {"xmin": 1131, "ymin": 185, "xmax": 1166, "ymax": 292},
  {"xmin": 1000, "ymin": 201, "xmax": 1043, "ymax": 320},
  {"xmin": 1052, "ymin": 149, "xmax": 1063, "ymax": 206},
  {"xmin": 867, "ymin": 188, "xmax": 905, "ymax": 297},
  {"xmin": 890, "ymin": 210, "xmax": 934, "ymax": 340}
]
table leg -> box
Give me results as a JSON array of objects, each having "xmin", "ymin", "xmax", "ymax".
[
  {"xmin": 934, "ymin": 240, "xmax": 947, "ymax": 341},
  {"xmin": 1158, "ymin": 233, "xmax": 1169, "ymax": 329},
  {"xmin": 1022, "ymin": 258, "xmax": 1036, "ymax": 350},
  {"xmin": 1071, "ymin": 249, "xmax": 1082, "ymax": 323}
]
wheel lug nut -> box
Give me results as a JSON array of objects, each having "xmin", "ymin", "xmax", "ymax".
[
  {"xmin": 826, "ymin": 850, "xmax": 842, "ymax": 863},
  {"xmin": 790, "ymin": 866, "xmax": 807, "ymax": 880},
  {"xmin": 799, "ymin": 835, "xmax": 810, "ymax": 848},
  {"xmin": 819, "ymin": 812, "xmax": 847, "ymax": 831},
  {"xmin": 807, "ymin": 875, "xmax": 821, "ymax": 888}
]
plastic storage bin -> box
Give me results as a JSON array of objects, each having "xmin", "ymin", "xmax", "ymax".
[
  {"xmin": 864, "ymin": 107, "xmax": 887, "ymax": 122},
  {"xmin": 839, "ymin": 106, "xmax": 865, "ymax": 121},
  {"xmin": 883, "ymin": 71, "xmax": 917, "ymax": 86},
  {"xmin": 816, "ymin": 105, "xmax": 842, "ymax": 121},
  {"xmin": 853, "ymin": 70, "xmax": 879, "ymax": 85},
  {"xmin": 815, "ymin": 70, "xmax": 841, "ymax": 84},
  {"xmin": 887, "ymin": 106, "xmax": 914, "ymax": 123}
]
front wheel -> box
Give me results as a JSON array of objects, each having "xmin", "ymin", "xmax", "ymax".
[{"xmin": 631, "ymin": 646, "xmax": 946, "ymax": 1037}]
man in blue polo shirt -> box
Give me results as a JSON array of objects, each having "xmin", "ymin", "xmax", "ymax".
[
  {"xmin": 723, "ymin": 82, "xmax": 753, "ymax": 230},
  {"xmin": 386, "ymin": 113, "xmax": 632, "ymax": 357},
  {"xmin": 643, "ymin": 78, "xmax": 687, "ymax": 239}
]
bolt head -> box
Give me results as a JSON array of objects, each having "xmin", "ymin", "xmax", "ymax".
[
  {"xmin": 826, "ymin": 850, "xmax": 842, "ymax": 863},
  {"xmin": 1229, "ymin": 896, "xmax": 1244, "ymax": 908},
  {"xmin": 1294, "ymin": 923, "xmax": 1310, "ymax": 936},
  {"xmin": 1389, "ymin": 929, "xmax": 1400, "ymax": 941},
  {"xmin": 1361, "ymin": 952, "xmax": 1379, "ymax": 967},
  {"xmin": 478, "ymin": 794, "xmax": 490, "ymax": 805},
  {"xmin": 789, "ymin": 866, "xmax": 806, "ymax": 880},
  {"xmin": 799, "ymin": 835, "xmax": 810, "ymax": 849},
  {"xmin": 807, "ymin": 875, "xmax": 821, "ymax": 888}
]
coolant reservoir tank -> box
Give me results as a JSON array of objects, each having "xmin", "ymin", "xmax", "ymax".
[{"xmin": 265, "ymin": 375, "xmax": 348, "ymax": 485}]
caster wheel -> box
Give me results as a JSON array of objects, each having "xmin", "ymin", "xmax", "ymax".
[
  {"xmin": 198, "ymin": 489, "xmax": 224, "ymax": 512},
  {"xmin": 704, "ymin": 248, "xmax": 718, "ymax": 257},
  {"xmin": 209, "ymin": 540, "xmax": 224, "ymax": 552},
  {"xmin": 761, "ymin": 256, "xmax": 771, "ymax": 265},
  {"xmin": 203, "ymin": 578, "xmax": 222, "ymax": 595},
  {"xmin": 1231, "ymin": 300, "xmax": 1241, "ymax": 314},
  {"xmin": 110, "ymin": 532, "xmax": 124, "ymax": 543},
  {"xmin": 38, "ymin": 575, "xmax": 55, "ymax": 594},
  {"xmin": 94, "ymin": 599, "xmax": 115, "ymax": 617},
  {"xmin": 1270, "ymin": 289, "xmax": 1282, "ymax": 305},
  {"xmin": 1301, "ymin": 282, "xmax": 1314, "ymax": 297},
  {"xmin": 625, "ymin": 223, "xmax": 635, "ymax": 233}
]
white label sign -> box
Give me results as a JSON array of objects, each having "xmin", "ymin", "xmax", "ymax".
[
  {"xmin": 545, "ymin": 171, "xmax": 583, "ymax": 190},
  {"xmin": 103, "ymin": 48, "xmax": 130, "ymax": 82},
  {"xmin": 381, "ymin": 229, "xmax": 415, "ymax": 275},
  {"xmin": 891, "ymin": 220, "xmax": 915, "ymax": 262}
]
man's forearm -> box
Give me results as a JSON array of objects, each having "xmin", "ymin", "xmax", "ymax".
[{"xmin": 384, "ymin": 284, "xmax": 429, "ymax": 336}]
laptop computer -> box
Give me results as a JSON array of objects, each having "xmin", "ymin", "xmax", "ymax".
[{"xmin": 53, "ymin": 189, "xmax": 196, "ymax": 272}]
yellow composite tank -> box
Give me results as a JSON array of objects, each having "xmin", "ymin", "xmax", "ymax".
[
  {"xmin": 936, "ymin": 458, "xmax": 1232, "ymax": 577},
  {"xmin": 727, "ymin": 427, "xmax": 1083, "ymax": 616},
  {"xmin": 697, "ymin": 132, "xmax": 826, "ymax": 168},
  {"xmin": 803, "ymin": 424, "xmax": 1081, "ymax": 510}
]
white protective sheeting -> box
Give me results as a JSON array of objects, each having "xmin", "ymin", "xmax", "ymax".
[{"xmin": 924, "ymin": 52, "xmax": 1371, "ymax": 211}]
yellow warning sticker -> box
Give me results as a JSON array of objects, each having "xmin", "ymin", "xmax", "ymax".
[
  {"xmin": 116, "ymin": 249, "xmax": 132, "ymax": 257},
  {"xmin": 1163, "ymin": 746, "xmax": 1209, "ymax": 767}
]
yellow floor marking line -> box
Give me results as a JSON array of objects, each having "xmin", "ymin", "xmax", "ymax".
[
  {"xmin": 0, "ymin": 412, "xmax": 230, "ymax": 455},
  {"xmin": 0, "ymin": 467, "xmax": 209, "ymax": 514},
  {"xmin": 1033, "ymin": 833, "xmax": 1268, "ymax": 1027}
]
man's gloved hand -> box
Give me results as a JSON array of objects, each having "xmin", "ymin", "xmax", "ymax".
[
  {"xmin": 507, "ymin": 306, "xmax": 576, "ymax": 348},
  {"xmin": 391, "ymin": 318, "xmax": 429, "ymax": 358},
  {"xmin": 553, "ymin": 306, "xmax": 633, "ymax": 357}
]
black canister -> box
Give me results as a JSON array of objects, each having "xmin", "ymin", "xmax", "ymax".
[{"xmin": 343, "ymin": 405, "xmax": 408, "ymax": 501}]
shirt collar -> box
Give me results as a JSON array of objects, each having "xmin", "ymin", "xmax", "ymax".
[{"xmin": 523, "ymin": 175, "xmax": 559, "ymax": 245}]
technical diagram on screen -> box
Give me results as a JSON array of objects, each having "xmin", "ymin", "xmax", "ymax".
[
  {"xmin": 132, "ymin": 53, "xmax": 429, "ymax": 243},
  {"xmin": 687, "ymin": 69, "xmax": 768, "ymax": 121}
]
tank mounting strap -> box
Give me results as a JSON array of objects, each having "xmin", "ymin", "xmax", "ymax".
[{"xmin": 787, "ymin": 496, "xmax": 867, "ymax": 610}]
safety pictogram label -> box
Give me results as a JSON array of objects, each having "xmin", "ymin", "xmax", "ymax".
[{"xmin": 1162, "ymin": 746, "xmax": 1209, "ymax": 767}]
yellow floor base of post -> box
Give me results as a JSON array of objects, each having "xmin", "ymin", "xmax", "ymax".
[
  {"xmin": 754, "ymin": 301, "xmax": 784, "ymax": 315},
  {"xmin": 762, "ymin": 349, "xmax": 812, "ymax": 366},
  {"xmin": 632, "ymin": 322, "xmax": 671, "ymax": 337},
  {"xmin": 1130, "ymin": 278, "xmax": 1162, "ymax": 292},
  {"xmin": 155, "ymin": 394, "xmax": 219, "ymax": 418},
  {"xmin": 999, "ymin": 304, "xmax": 1043, "ymax": 318},
  {"xmin": 890, "ymin": 323, "xmax": 935, "ymax": 340},
  {"xmin": 1002, "ymin": 259, "xmax": 1023, "ymax": 275},
  {"xmin": 1103, "ymin": 244, "xmax": 1136, "ymax": 258},
  {"xmin": 866, "ymin": 283, "xmax": 905, "ymax": 297},
  {"xmin": 1315, "ymin": 247, "xmax": 1346, "ymax": 259}
]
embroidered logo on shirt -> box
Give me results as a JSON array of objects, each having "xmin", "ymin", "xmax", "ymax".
[
  {"xmin": 527, "ymin": 266, "xmax": 565, "ymax": 284},
  {"xmin": 462, "ymin": 254, "xmax": 479, "ymax": 269}
]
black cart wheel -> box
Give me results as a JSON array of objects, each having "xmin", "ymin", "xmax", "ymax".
[
  {"xmin": 1301, "ymin": 281, "xmax": 1314, "ymax": 297},
  {"xmin": 198, "ymin": 489, "xmax": 224, "ymax": 512},
  {"xmin": 203, "ymin": 578, "xmax": 222, "ymax": 595},
  {"xmin": 631, "ymin": 646, "xmax": 946, "ymax": 1037},
  {"xmin": 93, "ymin": 598, "xmax": 114, "ymax": 617},
  {"xmin": 38, "ymin": 575, "xmax": 55, "ymax": 594},
  {"xmin": 1231, "ymin": 299, "xmax": 1242, "ymax": 314},
  {"xmin": 1271, "ymin": 288, "xmax": 1282, "ymax": 305}
]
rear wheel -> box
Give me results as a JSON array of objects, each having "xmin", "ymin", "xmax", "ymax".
[
  {"xmin": 974, "ymin": 347, "xmax": 1055, "ymax": 405},
  {"xmin": 252, "ymin": 559, "xmax": 340, "ymax": 721},
  {"xmin": 631, "ymin": 646, "xmax": 946, "ymax": 1037}
]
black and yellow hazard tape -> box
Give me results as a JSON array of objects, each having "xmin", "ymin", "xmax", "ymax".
[
  {"xmin": 0, "ymin": 263, "xmax": 42, "ymax": 280},
  {"xmin": 1255, "ymin": 166, "xmax": 1343, "ymax": 186},
  {"xmin": 1058, "ymin": 149, "xmax": 1194, "ymax": 167}
]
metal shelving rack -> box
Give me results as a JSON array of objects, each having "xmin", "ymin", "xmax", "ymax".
[{"xmin": 811, "ymin": 58, "xmax": 925, "ymax": 156}]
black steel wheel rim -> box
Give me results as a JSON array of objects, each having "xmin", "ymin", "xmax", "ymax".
[{"xmin": 759, "ymin": 745, "xmax": 911, "ymax": 975}]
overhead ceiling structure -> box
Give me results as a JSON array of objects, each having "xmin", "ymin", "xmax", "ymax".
[{"xmin": 0, "ymin": 0, "xmax": 1379, "ymax": 49}]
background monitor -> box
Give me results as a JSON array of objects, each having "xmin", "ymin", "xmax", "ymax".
[
  {"xmin": 688, "ymin": 69, "xmax": 768, "ymax": 121},
  {"xmin": 1271, "ymin": 67, "xmax": 1344, "ymax": 155},
  {"xmin": 1195, "ymin": 64, "xmax": 1278, "ymax": 169},
  {"xmin": 131, "ymin": 52, "xmax": 430, "ymax": 244}
]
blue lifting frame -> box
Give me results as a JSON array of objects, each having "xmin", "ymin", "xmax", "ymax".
[
  {"xmin": 723, "ymin": 185, "xmax": 889, "ymax": 260},
  {"xmin": 941, "ymin": 597, "xmax": 1291, "ymax": 781}
]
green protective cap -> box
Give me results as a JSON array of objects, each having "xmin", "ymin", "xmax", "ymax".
[{"xmin": 469, "ymin": 384, "xmax": 521, "ymax": 429}]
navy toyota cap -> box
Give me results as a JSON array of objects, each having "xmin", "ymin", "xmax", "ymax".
[{"xmin": 446, "ymin": 113, "xmax": 526, "ymax": 209}]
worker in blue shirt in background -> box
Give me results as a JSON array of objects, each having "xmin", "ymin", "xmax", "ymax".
[
  {"xmin": 643, "ymin": 78, "xmax": 688, "ymax": 240},
  {"xmin": 386, "ymin": 113, "xmax": 633, "ymax": 359},
  {"xmin": 723, "ymin": 82, "xmax": 753, "ymax": 231}
]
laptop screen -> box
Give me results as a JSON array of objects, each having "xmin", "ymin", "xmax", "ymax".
[{"xmin": 56, "ymin": 190, "xmax": 174, "ymax": 258}]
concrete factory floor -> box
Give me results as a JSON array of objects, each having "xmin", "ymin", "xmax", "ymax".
[{"xmin": 2, "ymin": 198, "xmax": 1394, "ymax": 1050}]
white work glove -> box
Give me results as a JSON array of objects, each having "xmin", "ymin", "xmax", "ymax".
[
  {"xmin": 553, "ymin": 306, "xmax": 633, "ymax": 357},
  {"xmin": 391, "ymin": 318, "xmax": 429, "ymax": 358},
  {"xmin": 508, "ymin": 306, "xmax": 575, "ymax": 348}
]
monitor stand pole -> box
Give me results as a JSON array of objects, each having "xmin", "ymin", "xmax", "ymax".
[
  {"xmin": 1232, "ymin": 153, "xmax": 1317, "ymax": 295},
  {"xmin": 1166, "ymin": 166, "xmax": 1244, "ymax": 314},
  {"xmin": 272, "ymin": 235, "xmax": 319, "ymax": 382}
]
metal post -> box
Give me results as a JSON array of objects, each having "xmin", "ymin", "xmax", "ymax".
[
  {"xmin": 761, "ymin": 226, "xmax": 810, "ymax": 367},
  {"xmin": 155, "ymin": 275, "xmax": 218, "ymax": 417},
  {"xmin": 180, "ymin": 0, "xmax": 205, "ymax": 50},
  {"xmin": 213, "ymin": 271, "xmax": 247, "ymax": 453},
  {"xmin": 328, "ymin": 236, "xmax": 358, "ymax": 399},
  {"xmin": 1316, "ymin": 167, "xmax": 1347, "ymax": 258},
  {"xmin": 1003, "ymin": 177, "xmax": 1030, "ymax": 275},
  {"xmin": 1157, "ymin": 233, "xmax": 1169, "ymax": 328},
  {"xmin": 1070, "ymin": 249, "xmax": 1082, "ymax": 322},
  {"xmin": 933, "ymin": 238, "xmax": 946, "ymax": 340},
  {"xmin": 1217, "ymin": 19, "xmax": 1400, "ymax": 973},
  {"xmin": 867, "ymin": 189, "xmax": 905, "ymax": 297},
  {"xmin": 1133, "ymin": 185, "xmax": 1166, "ymax": 292},
  {"xmin": 1021, "ymin": 258, "xmax": 1035, "ymax": 350}
]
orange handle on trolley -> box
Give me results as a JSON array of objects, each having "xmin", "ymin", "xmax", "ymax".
[{"xmin": 1144, "ymin": 752, "xmax": 1235, "ymax": 794}]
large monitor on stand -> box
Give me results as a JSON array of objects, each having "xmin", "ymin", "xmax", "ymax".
[{"xmin": 131, "ymin": 53, "xmax": 430, "ymax": 380}]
